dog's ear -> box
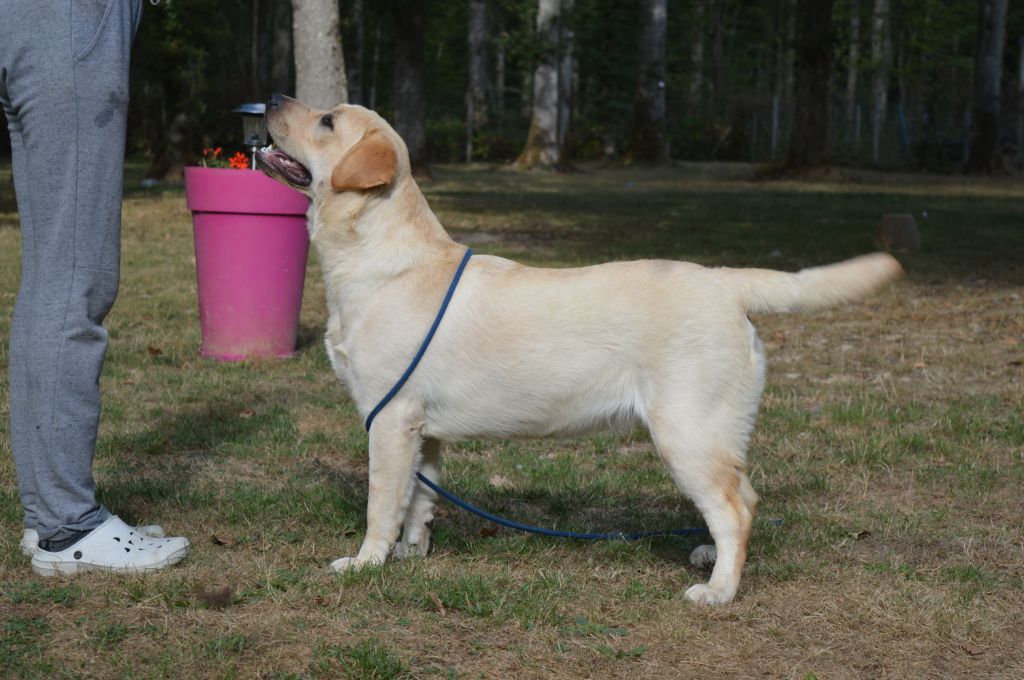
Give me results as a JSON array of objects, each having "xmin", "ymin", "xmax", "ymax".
[{"xmin": 330, "ymin": 129, "xmax": 397, "ymax": 192}]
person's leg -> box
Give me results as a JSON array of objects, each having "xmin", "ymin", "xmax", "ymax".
[
  {"xmin": 2, "ymin": 0, "xmax": 142, "ymax": 545},
  {"xmin": 2, "ymin": 67, "xmax": 39, "ymax": 535}
]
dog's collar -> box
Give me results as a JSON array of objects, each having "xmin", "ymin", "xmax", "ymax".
[{"xmin": 364, "ymin": 248, "xmax": 473, "ymax": 432}]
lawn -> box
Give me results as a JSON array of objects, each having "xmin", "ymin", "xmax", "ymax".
[{"xmin": 1, "ymin": 162, "xmax": 1022, "ymax": 679}]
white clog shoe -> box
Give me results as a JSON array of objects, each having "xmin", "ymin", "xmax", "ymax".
[
  {"xmin": 31, "ymin": 516, "xmax": 189, "ymax": 577},
  {"xmin": 20, "ymin": 523, "xmax": 166, "ymax": 556}
]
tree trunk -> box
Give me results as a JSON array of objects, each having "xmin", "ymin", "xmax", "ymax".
[
  {"xmin": 845, "ymin": 0, "xmax": 860, "ymax": 143},
  {"xmin": 782, "ymin": 0, "xmax": 835, "ymax": 171},
  {"xmin": 689, "ymin": 0, "xmax": 705, "ymax": 112},
  {"xmin": 250, "ymin": 0, "xmax": 260, "ymax": 99},
  {"xmin": 349, "ymin": 0, "xmax": 365, "ymax": 105},
  {"xmin": 515, "ymin": 0, "xmax": 565, "ymax": 169},
  {"xmin": 291, "ymin": 0, "xmax": 347, "ymax": 109},
  {"xmin": 495, "ymin": 11, "xmax": 506, "ymax": 122},
  {"xmin": 557, "ymin": 0, "xmax": 574, "ymax": 152},
  {"xmin": 269, "ymin": 0, "xmax": 293, "ymax": 96},
  {"xmin": 784, "ymin": 0, "xmax": 796, "ymax": 105},
  {"xmin": 1017, "ymin": 35, "xmax": 1023, "ymax": 169},
  {"xmin": 782, "ymin": 0, "xmax": 796, "ymax": 143},
  {"xmin": 628, "ymin": 0, "xmax": 668, "ymax": 163},
  {"xmin": 710, "ymin": 0, "xmax": 725, "ymax": 114},
  {"xmin": 870, "ymin": 0, "xmax": 889, "ymax": 163},
  {"xmin": 965, "ymin": 0, "xmax": 1009, "ymax": 173},
  {"xmin": 393, "ymin": 0, "xmax": 431, "ymax": 178},
  {"xmin": 369, "ymin": 21, "xmax": 381, "ymax": 109},
  {"xmin": 466, "ymin": 0, "xmax": 488, "ymax": 162}
]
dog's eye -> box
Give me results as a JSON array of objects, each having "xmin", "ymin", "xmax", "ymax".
[{"xmin": 320, "ymin": 114, "xmax": 334, "ymax": 130}]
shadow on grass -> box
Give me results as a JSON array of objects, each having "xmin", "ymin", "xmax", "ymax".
[
  {"xmin": 427, "ymin": 178, "xmax": 1024, "ymax": 283},
  {"xmin": 296, "ymin": 323, "xmax": 322, "ymax": 353},
  {"xmin": 247, "ymin": 443, "xmax": 709, "ymax": 566},
  {"xmin": 96, "ymin": 397, "xmax": 296, "ymax": 513},
  {"xmin": 409, "ymin": 476, "xmax": 707, "ymax": 567}
]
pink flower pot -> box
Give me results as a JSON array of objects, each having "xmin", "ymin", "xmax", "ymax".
[{"xmin": 184, "ymin": 167, "xmax": 310, "ymax": 361}]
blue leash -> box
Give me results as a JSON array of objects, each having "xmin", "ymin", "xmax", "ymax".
[
  {"xmin": 364, "ymin": 247, "xmax": 709, "ymax": 542},
  {"xmin": 364, "ymin": 248, "xmax": 474, "ymax": 432},
  {"xmin": 415, "ymin": 473, "xmax": 707, "ymax": 541}
]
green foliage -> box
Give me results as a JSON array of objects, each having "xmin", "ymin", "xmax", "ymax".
[
  {"xmin": 205, "ymin": 633, "xmax": 253, "ymax": 660},
  {"xmin": 2, "ymin": 581, "xmax": 83, "ymax": 607},
  {"xmin": 129, "ymin": 0, "xmax": 246, "ymax": 163},
  {"xmin": 318, "ymin": 641, "xmax": 411, "ymax": 680},
  {"xmin": 0, "ymin": 616, "xmax": 51, "ymax": 675}
]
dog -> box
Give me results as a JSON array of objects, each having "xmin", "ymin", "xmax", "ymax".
[{"xmin": 256, "ymin": 93, "xmax": 902, "ymax": 605}]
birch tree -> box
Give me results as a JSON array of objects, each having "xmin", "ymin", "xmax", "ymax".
[
  {"xmin": 515, "ymin": 0, "xmax": 570, "ymax": 169},
  {"xmin": 291, "ymin": 0, "xmax": 347, "ymax": 109}
]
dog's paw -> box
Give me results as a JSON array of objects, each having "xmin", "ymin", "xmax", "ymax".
[
  {"xmin": 392, "ymin": 534, "xmax": 431, "ymax": 560},
  {"xmin": 329, "ymin": 556, "xmax": 379, "ymax": 573},
  {"xmin": 689, "ymin": 544, "xmax": 717, "ymax": 569},
  {"xmin": 684, "ymin": 583, "xmax": 733, "ymax": 606}
]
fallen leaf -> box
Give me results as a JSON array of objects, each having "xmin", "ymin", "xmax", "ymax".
[
  {"xmin": 211, "ymin": 535, "xmax": 235, "ymax": 546},
  {"xmin": 479, "ymin": 526, "xmax": 499, "ymax": 538},
  {"xmin": 912, "ymin": 361, "xmax": 927, "ymax": 369},
  {"xmin": 962, "ymin": 645, "xmax": 984, "ymax": 656},
  {"xmin": 848, "ymin": 529, "xmax": 871, "ymax": 540},
  {"xmin": 239, "ymin": 409, "xmax": 255, "ymax": 419},
  {"xmin": 147, "ymin": 346, "xmax": 163, "ymax": 356},
  {"xmin": 1009, "ymin": 360, "xmax": 1022, "ymax": 367}
]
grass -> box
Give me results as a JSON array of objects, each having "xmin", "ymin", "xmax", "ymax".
[{"xmin": 1, "ymin": 160, "xmax": 1022, "ymax": 678}]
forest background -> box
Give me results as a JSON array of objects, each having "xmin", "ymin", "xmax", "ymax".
[{"xmin": 2, "ymin": 0, "xmax": 1023, "ymax": 177}]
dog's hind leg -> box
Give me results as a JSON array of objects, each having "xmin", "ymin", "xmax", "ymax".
[
  {"xmin": 330, "ymin": 400, "xmax": 425, "ymax": 572},
  {"xmin": 688, "ymin": 472, "xmax": 758, "ymax": 569},
  {"xmin": 393, "ymin": 437, "xmax": 441, "ymax": 559},
  {"xmin": 648, "ymin": 411, "xmax": 755, "ymax": 606}
]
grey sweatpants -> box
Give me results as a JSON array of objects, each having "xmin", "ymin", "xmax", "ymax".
[{"xmin": 1, "ymin": 0, "xmax": 143, "ymax": 542}]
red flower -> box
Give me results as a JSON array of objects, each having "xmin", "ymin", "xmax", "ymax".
[{"xmin": 228, "ymin": 152, "xmax": 249, "ymax": 169}]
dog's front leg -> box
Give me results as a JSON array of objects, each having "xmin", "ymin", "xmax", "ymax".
[{"xmin": 330, "ymin": 402, "xmax": 424, "ymax": 573}]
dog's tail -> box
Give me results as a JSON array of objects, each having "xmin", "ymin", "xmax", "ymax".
[{"xmin": 718, "ymin": 253, "xmax": 903, "ymax": 314}]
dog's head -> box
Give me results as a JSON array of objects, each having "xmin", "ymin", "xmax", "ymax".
[{"xmin": 256, "ymin": 93, "xmax": 404, "ymax": 201}]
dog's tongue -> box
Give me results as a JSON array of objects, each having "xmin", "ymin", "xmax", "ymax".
[{"xmin": 256, "ymin": 147, "xmax": 312, "ymax": 187}]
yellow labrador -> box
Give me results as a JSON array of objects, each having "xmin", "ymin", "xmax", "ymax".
[{"xmin": 256, "ymin": 94, "xmax": 902, "ymax": 605}]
